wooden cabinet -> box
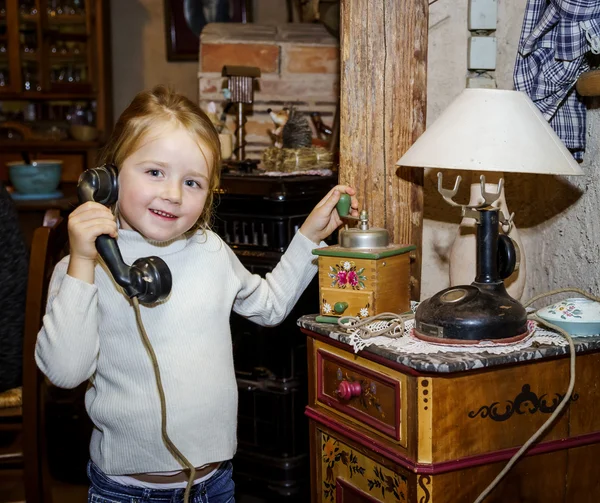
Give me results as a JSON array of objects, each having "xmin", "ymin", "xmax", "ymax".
[
  {"xmin": 302, "ymin": 323, "xmax": 600, "ymax": 503},
  {"xmin": 0, "ymin": 0, "xmax": 111, "ymax": 186}
]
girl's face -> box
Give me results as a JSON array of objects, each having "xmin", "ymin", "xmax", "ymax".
[{"xmin": 117, "ymin": 123, "xmax": 213, "ymax": 242}]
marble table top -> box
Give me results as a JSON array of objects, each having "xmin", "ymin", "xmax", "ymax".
[{"xmin": 297, "ymin": 314, "xmax": 600, "ymax": 374}]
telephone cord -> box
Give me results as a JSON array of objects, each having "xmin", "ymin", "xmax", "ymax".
[
  {"xmin": 338, "ymin": 311, "xmax": 415, "ymax": 338},
  {"xmin": 473, "ymin": 312, "xmax": 575, "ymax": 503},
  {"xmin": 132, "ymin": 297, "xmax": 196, "ymax": 503}
]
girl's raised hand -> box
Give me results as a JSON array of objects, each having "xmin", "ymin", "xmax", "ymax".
[
  {"xmin": 68, "ymin": 201, "xmax": 118, "ymax": 262},
  {"xmin": 299, "ymin": 185, "xmax": 359, "ymax": 244}
]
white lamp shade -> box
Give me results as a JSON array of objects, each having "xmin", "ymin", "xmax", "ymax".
[{"xmin": 397, "ymin": 89, "xmax": 583, "ymax": 176}]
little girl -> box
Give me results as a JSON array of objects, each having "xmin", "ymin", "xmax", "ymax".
[{"xmin": 35, "ymin": 85, "xmax": 358, "ymax": 503}]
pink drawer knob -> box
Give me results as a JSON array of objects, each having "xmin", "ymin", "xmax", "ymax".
[{"xmin": 337, "ymin": 380, "xmax": 362, "ymax": 400}]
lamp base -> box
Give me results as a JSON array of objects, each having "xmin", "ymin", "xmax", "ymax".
[{"xmin": 414, "ymin": 282, "xmax": 528, "ymax": 344}]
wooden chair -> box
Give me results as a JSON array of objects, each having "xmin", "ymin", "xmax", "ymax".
[{"xmin": 0, "ymin": 210, "xmax": 68, "ymax": 503}]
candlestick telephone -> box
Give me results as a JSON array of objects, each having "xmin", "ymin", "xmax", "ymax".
[{"xmin": 76, "ymin": 164, "xmax": 172, "ymax": 304}]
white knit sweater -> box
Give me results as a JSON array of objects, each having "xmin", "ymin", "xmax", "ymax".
[{"xmin": 35, "ymin": 228, "xmax": 320, "ymax": 475}]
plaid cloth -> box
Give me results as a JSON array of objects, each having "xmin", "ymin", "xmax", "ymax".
[{"xmin": 514, "ymin": 0, "xmax": 600, "ymax": 160}]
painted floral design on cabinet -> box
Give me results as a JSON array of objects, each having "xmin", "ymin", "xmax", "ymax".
[{"xmin": 320, "ymin": 432, "xmax": 407, "ymax": 502}]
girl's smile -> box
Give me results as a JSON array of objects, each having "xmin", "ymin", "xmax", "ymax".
[
  {"xmin": 116, "ymin": 122, "xmax": 213, "ymax": 242},
  {"xmin": 149, "ymin": 209, "xmax": 178, "ymax": 219}
]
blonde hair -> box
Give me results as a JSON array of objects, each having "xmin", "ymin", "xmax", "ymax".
[{"xmin": 98, "ymin": 85, "xmax": 221, "ymax": 232}]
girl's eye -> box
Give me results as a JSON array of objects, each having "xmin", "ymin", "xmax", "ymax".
[
  {"xmin": 185, "ymin": 180, "xmax": 201, "ymax": 188},
  {"xmin": 147, "ymin": 169, "xmax": 163, "ymax": 177}
]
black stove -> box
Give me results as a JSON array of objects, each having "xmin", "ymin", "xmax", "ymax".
[{"xmin": 214, "ymin": 168, "xmax": 336, "ymax": 501}]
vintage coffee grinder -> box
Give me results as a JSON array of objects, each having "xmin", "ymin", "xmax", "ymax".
[
  {"xmin": 313, "ymin": 194, "xmax": 415, "ymax": 323},
  {"xmin": 413, "ymin": 173, "xmax": 528, "ymax": 343}
]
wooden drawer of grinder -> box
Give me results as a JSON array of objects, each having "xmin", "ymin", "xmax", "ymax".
[
  {"xmin": 314, "ymin": 341, "xmax": 408, "ymax": 446},
  {"xmin": 319, "ymin": 287, "xmax": 374, "ymax": 318}
]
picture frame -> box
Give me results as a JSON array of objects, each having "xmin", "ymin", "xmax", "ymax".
[{"xmin": 164, "ymin": 0, "xmax": 251, "ymax": 61}]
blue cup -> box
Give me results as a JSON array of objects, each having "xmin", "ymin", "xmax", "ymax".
[{"xmin": 7, "ymin": 160, "xmax": 63, "ymax": 195}]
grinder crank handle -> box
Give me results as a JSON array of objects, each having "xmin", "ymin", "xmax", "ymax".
[{"xmin": 336, "ymin": 193, "xmax": 359, "ymax": 220}]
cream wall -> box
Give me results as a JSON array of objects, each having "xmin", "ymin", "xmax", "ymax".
[
  {"xmin": 110, "ymin": 0, "xmax": 199, "ymax": 119},
  {"xmin": 110, "ymin": 0, "xmax": 600, "ymax": 300}
]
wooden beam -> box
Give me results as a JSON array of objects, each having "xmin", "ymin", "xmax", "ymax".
[{"xmin": 339, "ymin": 0, "xmax": 428, "ymax": 300}]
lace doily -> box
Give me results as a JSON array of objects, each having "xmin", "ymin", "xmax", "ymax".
[{"xmin": 340, "ymin": 318, "xmax": 569, "ymax": 355}]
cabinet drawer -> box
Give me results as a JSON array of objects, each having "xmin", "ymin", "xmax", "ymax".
[
  {"xmin": 315, "ymin": 426, "xmax": 411, "ymax": 502},
  {"xmin": 315, "ymin": 343, "xmax": 407, "ymax": 446},
  {"xmin": 320, "ymin": 287, "xmax": 373, "ymax": 318}
]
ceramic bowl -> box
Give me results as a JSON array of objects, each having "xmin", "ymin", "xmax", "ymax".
[
  {"xmin": 536, "ymin": 297, "xmax": 600, "ymax": 336},
  {"xmin": 69, "ymin": 124, "xmax": 98, "ymax": 142},
  {"xmin": 7, "ymin": 160, "xmax": 63, "ymax": 194}
]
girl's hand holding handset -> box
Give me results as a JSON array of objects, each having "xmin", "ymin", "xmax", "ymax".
[
  {"xmin": 67, "ymin": 201, "xmax": 117, "ymax": 283},
  {"xmin": 299, "ymin": 185, "xmax": 359, "ymax": 244}
]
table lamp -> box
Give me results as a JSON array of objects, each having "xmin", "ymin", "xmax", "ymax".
[{"xmin": 396, "ymin": 88, "xmax": 583, "ymax": 343}]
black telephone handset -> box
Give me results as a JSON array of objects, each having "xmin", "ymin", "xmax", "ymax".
[{"xmin": 77, "ymin": 164, "xmax": 172, "ymax": 304}]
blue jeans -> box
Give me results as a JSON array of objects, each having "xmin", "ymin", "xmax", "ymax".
[{"xmin": 87, "ymin": 461, "xmax": 235, "ymax": 503}]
